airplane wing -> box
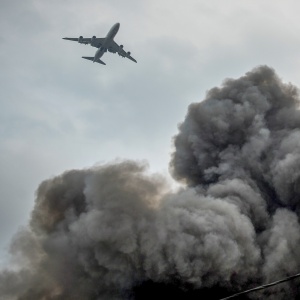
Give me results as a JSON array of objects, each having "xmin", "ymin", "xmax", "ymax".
[
  {"xmin": 108, "ymin": 41, "xmax": 137, "ymax": 63},
  {"xmin": 63, "ymin": 37, "xmax": 90, "ymax": 45},
  {"xmin": 62, "ymin": 37, "xmax": 106, "ymax": 48}
]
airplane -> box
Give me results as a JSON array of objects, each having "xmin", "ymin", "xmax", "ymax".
[{"xmin": 62, "ymin": 23, "xmax": 137, "ymax": 65}]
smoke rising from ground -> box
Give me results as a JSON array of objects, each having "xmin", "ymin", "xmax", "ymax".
[{"xmin": 2, "ymin": 66, "xmax": 300, "ymax": 299}]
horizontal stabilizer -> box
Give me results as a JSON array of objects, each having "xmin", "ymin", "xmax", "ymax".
[{"xmin": 82, "ymin": 56, "xmax": 106, "ymax": 65}]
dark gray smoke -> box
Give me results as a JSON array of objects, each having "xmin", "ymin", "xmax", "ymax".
[{"xmin": 2, "ymin": 66, "xmax": 300, "ymax": 299}]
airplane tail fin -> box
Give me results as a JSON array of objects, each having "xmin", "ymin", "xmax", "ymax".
[{"xmin": 82, "ymin": 56, "xmax": 106, "ymax": 65}]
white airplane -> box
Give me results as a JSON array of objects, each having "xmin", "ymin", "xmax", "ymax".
[{"xmin": 63, "ymin": 23, "xmax": 137, "ymax": 65}]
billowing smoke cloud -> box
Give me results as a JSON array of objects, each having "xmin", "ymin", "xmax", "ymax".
[{"xmin": 2, "ymin": 66, "xmax": 300, "ymax": 299}]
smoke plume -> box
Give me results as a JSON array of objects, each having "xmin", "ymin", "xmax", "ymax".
[{"xmin": 2, "ymin": 66, "xmax": 300, "ymax": 299}]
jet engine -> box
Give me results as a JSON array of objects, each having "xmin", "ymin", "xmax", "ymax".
[
  {"xmin": 126, "ymin": 51, "xmax": 131, "ymax": 57},
  {"xmin": 91, "ymin": 36, "xmax": 96, "ymax": 45},
  {"xmin": 78, "ymin": 36, "xmax": 83, "ymax": 43},
  {"xmin": 120, "ymin": 45, "xmax": 124, "ymax": 49}
]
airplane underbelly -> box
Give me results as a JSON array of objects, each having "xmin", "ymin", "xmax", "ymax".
[{"xmin": 95, "ymin": 48, "xmax": 105, "ymax": 60}]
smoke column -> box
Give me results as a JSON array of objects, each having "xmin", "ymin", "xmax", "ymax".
[{"xmin": 1, "ymin": 66, "xmax": 300, "ymax": 299}]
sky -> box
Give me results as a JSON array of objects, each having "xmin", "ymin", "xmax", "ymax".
[{"xmin": 1, "ymin": 0, "xmax": 300, "ymax": 267}]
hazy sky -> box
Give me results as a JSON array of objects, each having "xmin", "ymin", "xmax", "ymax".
[{"xmin": 1, "ymin": 0, "xmax": 300, "ymax": 266}]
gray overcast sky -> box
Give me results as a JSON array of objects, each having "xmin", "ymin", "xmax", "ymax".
[{"xmin": 1, "ymin": 0, "xmax": 300, "ymax": 266}]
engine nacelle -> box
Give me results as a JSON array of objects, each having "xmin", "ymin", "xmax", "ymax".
[
  {"xmin": 91, "ymin": 35, "xmax": 96, "ymax": 45},
  {"xmin": 126, "ymin": 51, "xmax": 131, "ymax": 57},
  {"xmin": 78, "ymin": 36, "xmax": 83, "ymax": 43},
  {"xmin": 120, "ymin": 45, "xmax": 124, "ymax": 49}
]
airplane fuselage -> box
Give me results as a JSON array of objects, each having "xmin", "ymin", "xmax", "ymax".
[
  {"xmin": 106, "ymin": 23, "xmax": 120, "ymax": 40},
  {"xmin": 93, "ymin": 23, "xmax": 120, "ymax": 62},
  {"xmin": 63, "ymin": 22, "xmax": 137, "ymax": 65}
]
